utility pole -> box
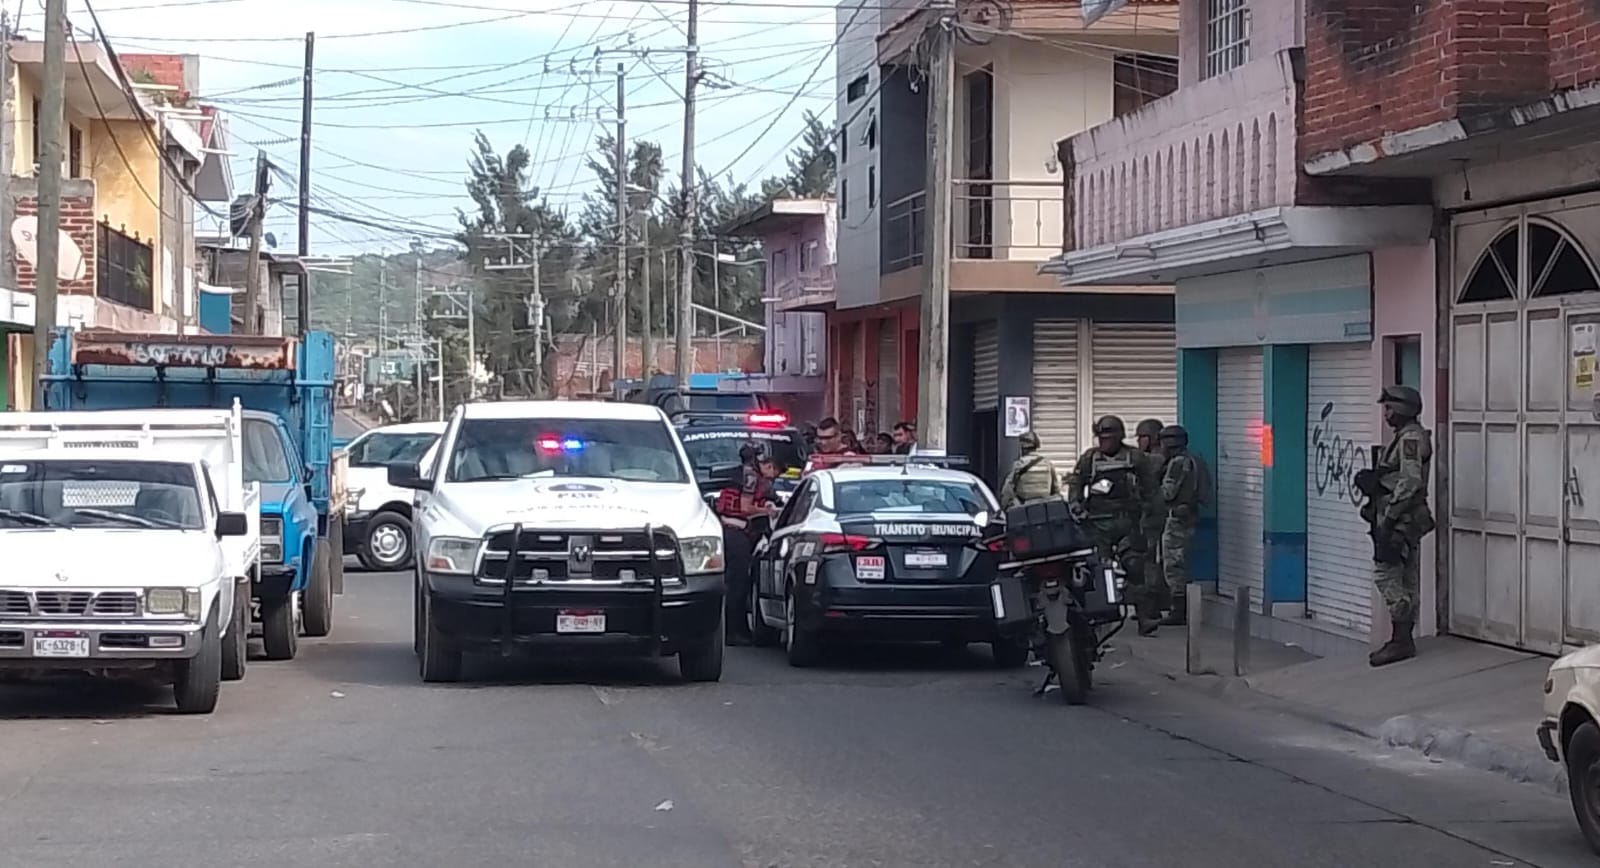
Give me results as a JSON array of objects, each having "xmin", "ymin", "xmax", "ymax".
[
  {"xmin": 244, "ymin": 151, "xmax": 268, "ymax": 335},
  {"xmin": 674, "ymin": 0, "xmax": 700, "ymax": 390},
  {"xmin": 613, "ymin": 62, "xmax": 629, "ymax": 393},
  {"xmin": 296, "ymin": 32, "xmax": 314, "ymax": 336},
  {"xmin": 639, "ymin": 215, "xmax": 652, "ymax": 375},
  {"xmin": 31, "ymin": 0, "xmax": 64, "ymax": 395},
  {"xmin": 917, "ymin": 16, "xmax": 955, "ymax": 450},
  {"xmin": 530, "ymin": 249, "xmax": 544, "ymax": 397},
  {"xmin": 436, "ymin": 338, "xmax": 446, "ymax": 421}
]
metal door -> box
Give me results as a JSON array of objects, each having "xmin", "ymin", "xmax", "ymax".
[
  {"xmin": 1089, "ymin": 322, "xmax": 1177, "ymax": 426},
  {"xmin": 1031, "ymin": 319, "xmax": 1080, "ymax": 473},
  {"xmin": 973, "ymin": 323, "xmax": 999, "ymax": 409},
  {"xmin": 1305, "ymin": 342, "xmax": 1376, "ymax": 636},
  {"xmin": 1215, "ymin": 347, "xmax": 1265, "ymax": 603},
  {"xmin": 1562, "ymin": 306, "xmax": 1600, "ymax": 646},
  {"xmin": 877, "ymin": 322, "xmax": 899, "ymax": 433}
]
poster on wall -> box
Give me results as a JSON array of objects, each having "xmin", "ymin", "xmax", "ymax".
[
  {"xmin": 1004, "ymin": 396, "xmax": 1032, "ymax": 437},
  {"xmin": 1574, "ymin": 323, "xmax": 1597, "ymax": 393}
]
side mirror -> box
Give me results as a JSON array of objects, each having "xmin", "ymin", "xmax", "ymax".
[
  {"xmin": 216, "ymin": 512, "xmax": 249, "ymax": 538},
  {"xmin": 302, "ymin": 465, "xmax": 314, "ymax": 483},
  {"xmin": 387, "ymin": 463, "xmax": 431, "ymax": 491}
]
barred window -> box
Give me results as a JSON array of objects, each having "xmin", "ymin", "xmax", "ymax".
[{"xmin": 1205, "ymin": 0, "xmax": 1249, "ymax": 79}]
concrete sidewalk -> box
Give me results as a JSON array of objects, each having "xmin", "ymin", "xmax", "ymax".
[{"xmin": 1105, "ymin": 622, "xmax": 1564, "ymax": 793}]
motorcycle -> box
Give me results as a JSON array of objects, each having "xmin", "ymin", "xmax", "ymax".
[{"xmin": 988, "ymin": 493, "xmax": 1128, "ymax": 705}]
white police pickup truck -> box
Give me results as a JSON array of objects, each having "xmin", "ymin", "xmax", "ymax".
[
  {"xmin": 0, "ymin": 403, "xmax": 260, "ymax": 714},
  {"xmin": 390, "ymin": 400, "xmax": 727, "ymax": 683}
]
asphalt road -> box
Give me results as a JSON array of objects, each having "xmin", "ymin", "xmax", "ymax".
[{"xmin": 0, "ymin": 570, "xmax": 1593, "ymax": 868}]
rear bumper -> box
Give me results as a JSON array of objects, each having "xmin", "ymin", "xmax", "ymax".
[
  {"xmin": 425, "ymin": 572, "xmax": 724, "ymax": 656},
  {"xmin": 0, "ymin": 620, "xmax": 202, "ymax": 665},
  {"xmin": 1538, "ymin": 718, "xmax": 1561, "ymax": 763},
  {"xmin": 803, "ymin": 604, "xmax": 1006, "ymax": 642}
]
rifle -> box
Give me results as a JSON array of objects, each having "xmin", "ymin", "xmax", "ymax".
[{"xmin": 1353, "ymin": 467, "xmax": 1402, "ymax": 565}]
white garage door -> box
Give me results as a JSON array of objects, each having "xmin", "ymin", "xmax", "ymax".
[
  {"xmin": 1089, "ymin": 322, "xmax": 1177, "ymax": 427},
  {"xmin": 1305, "ymin": 342, "xmax": 1376, "ymax": 636},
  {"xmin": 1032, "ymin": 319, "xmax": 1080, "ymax": 474},
  {"xmin": 877, "ymin": 322, "xmax": 899, "ymax": 433},
  {"xmin": 1216, "ymin": 347, "xmax": 1265, "ymax": 604},
  {"xmin": 973, "ymin": 323, "xmax": 999, "ymax": 409}
]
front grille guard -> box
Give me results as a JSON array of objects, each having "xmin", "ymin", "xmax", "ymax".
[{"xmin": 494, "ymin": 524, "xmax": 675, "ymax": 657}]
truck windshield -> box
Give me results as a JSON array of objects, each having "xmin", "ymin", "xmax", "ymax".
[
  {"xmin": 348, "ymin": 431, "xmax": 439, "ymax": 468},
  {"xmin": 679, "ymin": 430, "xmax": 805, "ymax": 478},
  {"xmin": 0, "ymin": 459, "xmax": 204, "ymax": 529},
  {"xmin": 447, "ymin": 417, "xmax": 690, "ymax": 484},
  {"xmin": 242, "ymin": 418, "xmax": 292, "ymax": 483}
]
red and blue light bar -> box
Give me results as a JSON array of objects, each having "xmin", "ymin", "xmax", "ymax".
[{"xmin": 535, "ymin": 435, "xmax": 586, "ymax": 453}]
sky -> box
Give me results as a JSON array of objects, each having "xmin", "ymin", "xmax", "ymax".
[{"xmin": 16, "ymin": 0, "xmax": 854, "ymax": 257}]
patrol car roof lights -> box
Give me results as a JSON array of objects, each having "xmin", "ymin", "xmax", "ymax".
[
  {"xmin": 747, "ymin": 411, "xmax": 788, "ymax": 427},
  {"xmin": 535, "ymin": 435, "xmax": 585, "ymax": 453}
]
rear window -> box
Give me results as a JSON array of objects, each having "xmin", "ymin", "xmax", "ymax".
[
  {"xmin": 686, "ymin": 393, "xmax": 758, "ymax": 412},
  {"xmin": 835, "ymin": 479, "xmax": 990, "ymax": 516},
  {"xmin": 679, "ymin": 430, "xmax": 805, "ymax": 476},
  {"xmin": 348, "ymin": 431, "xmax": 439, "ymax": 468}
]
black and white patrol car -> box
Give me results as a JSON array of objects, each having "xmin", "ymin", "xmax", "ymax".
[{"xmin": 745, "ymin": 457, "xmax": 1028, "ymax": 667}]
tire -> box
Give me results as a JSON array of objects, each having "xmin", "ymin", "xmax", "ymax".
[
  {"xmin": 418, "ymin": 593, "xmax": 462, "ymax": 683},
  {"xmin": 1049, "ymin": 631, "xmax": 1088, "ymax": 705},
  {"xmin": 1565, "ymin": 720, "xmax": 1600, "ymax": 855},
  {"xmin": 173, "ymin": 610, "xmax": 222, "ymax": 714},
  {"xmin": 261, "ymin": 592, "xmax": 299, "ymax": 661},
  {"xmin": 990, "ymin": 636, "xmax": 1029, "ymax": 668},
  {"xmin": 303, "ymin": 540, "xmax": 335, "ymax": 638},
  {"xmin": 413, "ymin": 577, "xmax": 424, "ymax": 658},
  {"xmin": 679, "ymin": 611, "xmax": 725, "ymax": 682},
  {"xmin": 784, "ymin": 585, "xmax": 821, "ymax": 668},
  {"xmin": 220, "ymin": 583, "xmax": 249, "ymax": 682},
  {"xmin": 363, "ymin": 511, "xmax": 414, "ymax": 572},
  {"xmin": 748, "ymin": 580, "xmax": 779, "ymax": 647}
]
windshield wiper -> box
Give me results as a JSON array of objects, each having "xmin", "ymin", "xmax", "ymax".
[
  {"xmin": 0, "ymin": 508, "xmax": 66, "ymax": 528},
  {"xmin": 72, "ymin": 508, "xmax": 185, "ymax": 529},
  {"xmin": 460, "ymin": 471, "xmax": 556, "ymax": 482}
]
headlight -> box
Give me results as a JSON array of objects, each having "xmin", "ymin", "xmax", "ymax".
[
  {"xmin": 426, "ymin": 536, "xmax": 482, "ymax": 575},
  {"xmin": 145, "ymin": 587, "xmax": 200, "ymax": 619},
  {"xmin": 346, "ymin": 488, "xmax": 365, "ymax": 515},
  {"xmin": 680, "ymin": 535, "xmax": 725, "ymax": 575},
  {"xmin": 261, "ymin": 515, "xmax": 284, "ymax": 563}
]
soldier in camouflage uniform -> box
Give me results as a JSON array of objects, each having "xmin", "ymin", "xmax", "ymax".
[
  {"xmin": 999, "ymin": 430, "xmax": 1060, "ymax": 509},
  {"xmin": 1067, "ymin": 415, "xmax": 1161, "ymax": 635},
  {"xmin": 1134, "ymin": 419, "xmax": 1168, "ymax": 613},
  {"xmin": 1157, "ymin": 425, "xmax": 1201, "ymax": 626},
  {"xmin": 1359, "ymin": 385, "xmax": 1435, "ymax": 667}
]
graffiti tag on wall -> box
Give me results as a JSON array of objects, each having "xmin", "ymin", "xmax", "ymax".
[{"xmin": 1311, "ymin": 401, "xmax": 1369, "ymax": 508}]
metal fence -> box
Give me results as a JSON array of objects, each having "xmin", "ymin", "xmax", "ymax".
[{"xmin": 96, "ymin": 221, "xmax": 154, "ymax": 311}]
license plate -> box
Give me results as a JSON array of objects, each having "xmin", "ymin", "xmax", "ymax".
[
  {"xmin": 556, "ymin": 611, "xmax": 606, "ymax": 634},
  {"xmin": 905, "ymin": 551, "xmax": 948, "ymax": 568},
  {"xmin": 855, "ymin": 556, "xmax": 885, "ymax": 580},
  {"xmin": 33, "ymin": 632, "xmax": 90, "ymax": 658}
]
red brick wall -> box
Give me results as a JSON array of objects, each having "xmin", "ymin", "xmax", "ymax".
[
  {"xmin": 118, "ymin": 53, "xmax": 189, "ymax": 101},
  {"xmin": 1549, "ymin": 0, "xmax": 1600, "ymax": 90},
  {"xmin": 14, "ymin": 196, "xmax": 96, "ymax": 295},
  {"xmin": 547, "ymin": 336, "xmax": 764, "ymax": 398},
  {"xmin": 1303, "ymin": 0, "xmax": 1571, "ymax": 158}
]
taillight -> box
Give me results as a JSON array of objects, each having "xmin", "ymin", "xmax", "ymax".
[
  {"xmin": 819, "ymin": 532, "xmax": 876, "ymax": 553},
  {"xmin": 982, "ymin": 537, "xmax": 1007, "ymax": 552}
]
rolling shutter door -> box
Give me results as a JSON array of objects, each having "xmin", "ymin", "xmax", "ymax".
[
  {"xmin": 877, "ymin": 323, "xmax": 899, "ymax": 432},
  {"xmin": 1305, "ymin": 342, "xmax": 1375, "ymax": 637},
  {"xmin": 973, "ymin": 323, "xmax": 999, "ymax": 409},
  {"xmin": 1032, "ymin": 319, "xmax": 1079, "ymax": 473},
  {"xmin": 1215, "ymin": 347, "xmax": 1265, "ymax": 603},
  {"xmin": 1090, "ymin": 322, "xmax": 1177, "ymax": 426}
]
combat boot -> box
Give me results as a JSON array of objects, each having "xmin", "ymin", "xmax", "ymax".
[
  {"xmin": 1158, "ymin": 608, "xmax": 1186, "ymax": 627},
  {"xmin": 1368, "ymin": 620, "xmax": 1415, "ymax": 667},
  {"xmin": 1136, "ymin": 600, "xmax": 1160, "ymax": 636}
]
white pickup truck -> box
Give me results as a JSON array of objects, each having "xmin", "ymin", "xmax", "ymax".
[{"xmin": 0, "ymin": 402, "xmax": 261, "ymax": 714}]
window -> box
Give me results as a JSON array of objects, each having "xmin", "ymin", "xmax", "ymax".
[
  {"xmin": 1387, "ymin": 336, "xmax": 1422, "ymax": 390},
  {"xmin": 0, "ymin": 459, "xmax": 205, "ymax": 530},
  {"xmin": 1205, "ymin": 0, "xmax": 1250, "ymax": 78},
  {"xmin": 68, "ymin": 126, "xmax": 83, "ymax": 178},
  {"xmin": 866, "ymin": 115, "xmax": 877, "ymax": 150},
  {"xmin": 800, "ymin": 239, "xmax": 819, "ymax": 273},
  {"xmin": 1114, "ymin": 54, "xmax": 1179, "ymax": 116},
  {"xmin": 833, "ymin": 478, "xmax": 993, "ymax": 516},
  {"xmin": 841, "ymin": 125, "xmax": 848, "ymax": 163},
  {"xmin": 242, "ymin": 418, "xmax": 293, "ymax": 483},
  {"xmin": 30, "ymin": 97, "xmax": 39, "ymax": 170},
  {"xmin": 867, "ymin": 165, "xmax": 877, "ymax": 208},
  {"xmin": 846, "ymin": 73, "xmax": 869, "ymax": 102},
  {"xmin": 1460, "ymin": 220, "xmax": 1600, "ymax": 302},
  {"xmin": 965, "ymin": 65, "xmax": 995, "ymax": 259},
  {"xmin": 446, "ymin": 417, "xmax": 690, "ymax": 484},
  {"xmin": 772, "ymin": 248, "xmax": 790, "ymax": 279},
  {"xmin": 348, "ymin": 431, "xmax": 441, "ymax": 468},
  {"xmin": 841, "ymin": 178, "xmax": 849, "ymax": 220}
]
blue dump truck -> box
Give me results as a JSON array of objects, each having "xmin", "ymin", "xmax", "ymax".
[{"xmin": 42, "ymin": 328, "xmax": 346, "ymax": 661}]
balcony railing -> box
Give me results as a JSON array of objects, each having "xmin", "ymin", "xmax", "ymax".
[
  {"xmin": 1065, "ymin": 50, "xmax": 1301, "ymax": 251},
  {"xmin": 883, "ymin": 179, "xmax": 1065, "ymax": 273},
  {"xmin": 97, "ymin": 220, "xmax": 154, "ymax": 311}
]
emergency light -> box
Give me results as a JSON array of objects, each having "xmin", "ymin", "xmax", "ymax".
[{"xmin": 748, "ymin": 411, "xmax": 788, "ymax": 427}]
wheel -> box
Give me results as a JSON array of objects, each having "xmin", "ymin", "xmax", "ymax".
[
  {"xmin": 990, "ymin": 636, "xmax": 1030, "ymax": 668},
  {"xmin": 748, "ymin": 580, "xmax": 779, "ymax": 647},
  {"xmin": 418, "ymin": 593, "xmax": 462, "ymax": 683},
  {"xmin": 679, "ymin": 611, "xmax": 725, "ymax": 682},
  {"xmin": 1049, "ymin": 631, "xmax": 1088, "ymax": 705},
  {"xmin": 330, "ymin": 519, "xmax": 347, "ymax": 595},
  {"xmin": 362, "ymin": 511, "xmax": 414, "ymax": 571},
  {"xmin": 261, "ymin": 592, "xmax": 299, "ymax": 661},
  {"xmin": 302, "ymin": 541, "xmax": 335, "ymax": 638},
  {"xmin": 220, "ymin": 583, "xmax": 249, "ymax": 682},
  {"xmin": 1565, "ymin": 720, "xmax": 1600, "ymax": 855},
  {"xmin": 783, "ymin": 585, "xmax": 821, "ymax": 668},
  {"xmin": 173, "ymin": 610, "xmax": 222, "ymax": 714}
]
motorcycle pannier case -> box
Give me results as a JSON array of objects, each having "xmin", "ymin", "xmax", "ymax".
[
  {"xmin": 1003, "ymin": 499, "xmax": 1088, "ymax": 559},
  {"xmin": 989, "ymin": 573, "xmax": 1033, "ymax": 629}
]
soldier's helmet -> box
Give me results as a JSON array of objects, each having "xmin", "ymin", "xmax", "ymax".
[
  {"xmin": 1135, "ymin": 418, "xmax": 1164, "ymax": 439},
  {"xmin": 738, "ymin": 440, "xmax": 767, "ymax": 465},
  {"xmin": 1017, "ymin": 430, "xmax": 1040, "ymax": 451},
  {"xmin": 1159, "ymin": 424, "xmax": 1189, "ymax": 447},
  {"xmin": 1093, "ymin": 415, "xmax": 1126, "ymax": 440},
  {"xmin": 1378, "ymin": 385, "xmax": 1424, "ymax": 417}
]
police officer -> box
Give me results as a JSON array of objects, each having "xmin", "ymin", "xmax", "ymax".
[
  {"xmin": 1134, "ymin": 418, "xmax": 1168, "ymax": 612},
  {"xmin": 999, "ymin": 430, "xmax": 1060, "ymax": 509},
  {"xmin": 1157, "ymin": 424, "xmax": 1201, "ymax": 626},
  {"xmin": 1365, "ymin": 385, "xmax": 1435, "ymax": 667},
  {"xmin": 721, "ymin": 441, "xmax": 779, "ymax": 645},
  {"xmin": 1067, "ymin": 415, "xmax": 1161, "ymax": 635}
]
